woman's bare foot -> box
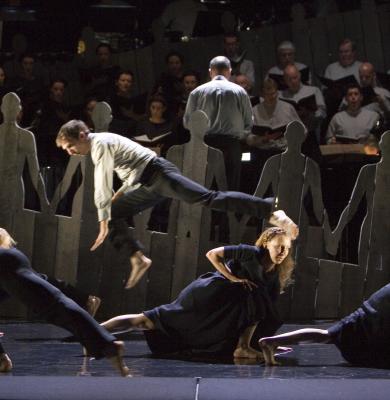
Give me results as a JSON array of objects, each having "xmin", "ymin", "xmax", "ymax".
[
  {"xmin": 0, "ymin": 353, "xmax": 13, "ymax": 373},
  {"xmin": 125, "ymin": 251, "xmax": 152, "ymax": 289},
  {"xmin": 259, "ymin": 338, "xmax": 280, "ymax": 366},
  {"xmin": 86, "ymin": 295, "xmax": 101, "ymax": 317},
  {"xmin": 106, "ymin": 341, "xmax": 131, "ymax": 377},
  {"xmin": 233, "ymin": 346, "xmax": 264, "ymax": 360},
  {"xmin": 269, "ymin": 210, "xmax": 299, "ymax": 240}
]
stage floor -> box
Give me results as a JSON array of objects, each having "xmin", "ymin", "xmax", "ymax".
[{"xmin": 1, "ymin": 321, "xmax": 390, "ymax": 399}]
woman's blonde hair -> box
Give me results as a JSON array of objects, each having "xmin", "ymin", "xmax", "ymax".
[
  {"xmin": 255, "ymin": 227, "xmax": 295, "ymax": 292},
  {"xmin": 0, "ymin": 228, "xmax": 16, "ymax": 248}
]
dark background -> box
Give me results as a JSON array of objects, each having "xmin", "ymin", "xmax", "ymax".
[{"xmin": 0, "ymin": 0, "xmax": 370, "ymax": 53}]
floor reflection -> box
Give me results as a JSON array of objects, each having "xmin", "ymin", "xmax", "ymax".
[{"xmin": 1, "ymin": 321, "xmax": 390, "ymax": 379}]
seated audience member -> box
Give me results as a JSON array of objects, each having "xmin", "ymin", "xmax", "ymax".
[
  {"xmin": 324, "ymin": 38, "xmax": 362, "ymax": 82},
  {"xmin": 0, "ymin": 66, "xmax": 11, "ymax": 123},
  {"xmin": 326, "ymin": 84, "xmax": 380, "ymax": 144},
  {"xmin": 179, "ymin": 70, "xmax": 201, "ymax": 115},
  {"xmin": 154, "ymin": 51, "xmax": 185, "ymax": 117},
  {"xmin": 322, "ymin": 38, "xmax": 362, "ymax": 120},
  {"xmin": 32, "ymin": 78, "xmax": 72, "ymax": 198},
  {"xmin": 248, "ymin": 78, "xmax": 304, "ymax": 152},
  {"xmin": 78, "ymin": 97, "xmax": 98, "ymax": 130},
  {"xmin": 134, "ymin": 96, "xmax": 175, "ymax": 157},
  {"xmin": 280, "ymin": 64, "xmax": 326, "ymax": 143},
  {"xmin": 105, "ymin": 70, "xmax": 143, "ymax": 138},
  {"xmin": 83, "ymin": 43, "xmax": 121, "ymax": 100},
  {"xmin": 235, "ymin": 73, "xmax": 259, "ymax": 107},
  {"xmin": 358, "ymin": 62, "xmax": 390, "ymax": 126},
  {"xmin": 10, "ymin": 53, "xmax": 46, "ymax": 127},
  {"xmin": 224, "ymin": 32, "xmax": 255, "ymax": 87},
  {"xmin": 267, "ymin": 41, "xmax": 310, "ymax": 89}
]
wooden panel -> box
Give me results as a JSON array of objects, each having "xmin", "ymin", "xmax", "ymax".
[
  {"xmin": 31, "ymin": 212, "xmax": 58, "ymax": 276},
  {"xmin": 377, "ymin": 5, "xmax": 390, "ymax": 71},
  {"xmin": 342, "ymin": 10, "xmax": 365, "ymax": 60},
  {"xmin": 291, "ymin": 12, "xmax": 313, "ymax": 68},
  {"xmin": 308, "ymin": 17, "xmax": 331, "ymax": 82},
  {"xmin": 170, "ymin": 111, "xmax": 216, "ymax": 297},
  {"xmin": 290, "ymin": 257, "xmax": 319, "ymax": 320},
  {"xmin": 339, "ymin": 262, "xmax": 365, "ymax": 317},
  {"xmin": 315, "ymin": 259, "xmax": 343, "ymax": 318},
  {"xmin": 361, "ymin": 2, "xmax": 385, "ymax": 71},
  {"xmin": 145, "ymin": 232, "xmax": 175, "ymax": 309},
  {"xmin": 272, "ymin": 23, "xmax": 293, "ymax": 53},
  {"xmin": 325, "ymin": 13, "xmax": 345, "ymax": 62},
  {"xmin": 256, "ymin": 26, "xmax": 277, "ymax": 79},
  {"xmin": 363, "ymin": 146, "xmax": 390, "ymax": 297}
]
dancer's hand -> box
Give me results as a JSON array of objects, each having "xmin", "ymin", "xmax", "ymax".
[
  {"xmin": 112, "ymin": 191, "xmax": 124, "ymax": 203},
  {"xmin": 90, "ymin": 220, "xmax": 109, "ymax": 251},
  {"xmin": 232, "ymin": 278, "xmax": 258, "ymax": 291}
]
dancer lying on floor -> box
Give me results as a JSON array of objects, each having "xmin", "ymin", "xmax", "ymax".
[
  {"xmin": 0, "ymin": 228, "xmax": 128, "ymax": 376},
  {"xmin": 259, "ymin": 283, "xmax": 390, "ymax": 368},
  {"xmin": 101, "ymin": 223, "xmax": 297, "ymax": 359},
  {"xmin": 56, "ymin": 119, "xmax": 292, "ymax": 289}
]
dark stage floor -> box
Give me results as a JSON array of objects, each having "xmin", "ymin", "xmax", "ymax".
[{"xmin": 1, "ymin": 321, "xmax": 390, "ymax": 399}]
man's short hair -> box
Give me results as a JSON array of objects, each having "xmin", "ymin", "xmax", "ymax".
[
  {"xmin": 277, "ymin": 41, "xmax": 295, "ymax": 52},
  {"xmin": 224, "ymin": 32, "xmax": 239, "ymax": 42},
  {"xmin": 344, "ymin": 82, "xmax": 362, "ymax": 96},
  {"xmin": 339, "ymin": 38, "xmax": 356, "ymax": 52},
  {"xmin": 49, "ymin": 78, "xmax": 68, "ymax": 88},
  {"xmin": 96, "ymin": 43, "xmax": 113, "ymax": 54},
  {"xmin": 165, "ymin": 51, "xmax": 184, "ymax": 65},
  {"xmin": 182, "ymin": 70, "xmax": 200, "ymax": 83},
  {"xmin": 209, "ymin": 56, "xmax": 231, "ymax": 72},
  {"xmin": 261, "ymin": 78, "xmax": 278, "ymax": 93},
  {"xmin": 115, "ymin": 69, "xmax": 134, "ymax": 80},
  {"xmin": 56, "ymin": 120, "xmax": 89, "ymax": 146}
]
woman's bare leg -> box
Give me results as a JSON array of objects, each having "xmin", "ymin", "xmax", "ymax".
[
  {"xmin": 233, "ymin": 324, "xmax": 264, "ymax": 360},
  {"xmin": 259, "ymin": 328, "xmax": 331, "ymax": 365},
  {"xmin": 101, "ymin": 313, "xmax": 155, "ymax": 334}
]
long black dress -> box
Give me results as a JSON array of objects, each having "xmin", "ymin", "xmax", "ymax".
[
  {"xmin": 144, "ymin": 244, "xmax": 282, "ymax": 357},
  {"xmin": 328, "ymin": 283, "xmax": 390, "ymax": 368}
]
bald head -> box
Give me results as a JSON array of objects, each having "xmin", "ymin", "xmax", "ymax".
[
  {"xmin": 359, "ymin": 62, "xmax": 376, "ymax": 87},
  {"xmin": 209, "ymin": 56, "xmax": 231, "ymax": 79},
  {"xmin": 284, "ymin": 64, "xmax": 301, "ymax": 93}
]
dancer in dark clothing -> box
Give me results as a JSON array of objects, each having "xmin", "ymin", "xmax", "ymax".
[
  {"xmin": 260, "ymin": 283, "xmax": 390, "ymax": 368},
  {"xmin": 101, "ymin": 226, "xmax": 296, "ymax": 359},
  {"xmin": 0, "ymin": 228, "xmax": 128, "ymax": 375},
  {"xmin": 56, "ymin": 120, "xmax": 298, "ymax": 289}
]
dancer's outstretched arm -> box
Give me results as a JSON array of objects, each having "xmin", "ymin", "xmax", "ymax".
[
  {"xmin": 259, "ymin": 328, "xmax": 331, "ymax": 365},
  {"xmin": 101, "ymin": 313, "xmax": 155, "ymax": 335}
]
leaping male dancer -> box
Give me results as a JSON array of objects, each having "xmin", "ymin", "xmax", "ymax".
[{"xmin": 56, "ymin": 120, "xmax": 298, "ymax": 289}]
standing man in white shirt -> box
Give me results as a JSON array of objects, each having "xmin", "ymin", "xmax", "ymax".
[{"xmin": 56, "ymin": 120, "xmax": 297, "ymax": 289}]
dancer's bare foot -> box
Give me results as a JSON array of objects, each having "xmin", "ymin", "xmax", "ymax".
[
  {"xmin": 0, "ymin": 353, "xmax": 13, "ymax": 373},
  {"xmin": 233, "ymin": 346, "xmax": 264, "ymax": 360},
  {"xmin": 259, "ymin": 338, "xmax": 280, "ymax": 366},
  {"xmin": 125, "ymin": 251, "xmax": 152, "ymax": 289},
  {"xmin": 86, "ymin": 295, "xmax": 101, "ymax": 317},
  {"xmin": 106, "ymin": 341, "xmax": 131, "ymax": 377},
  {"xmin": 269, "ymin": 210, "xmax": 299, "ymax": 240}
]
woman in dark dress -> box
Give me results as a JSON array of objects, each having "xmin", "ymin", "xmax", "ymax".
[
  {"xmin": 102, "ymin": 226, "xmax": 296, "ymax": 359},
  {"xmin": 260, "ymin": 283, "xmax": 390, "ymax": 368}
]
